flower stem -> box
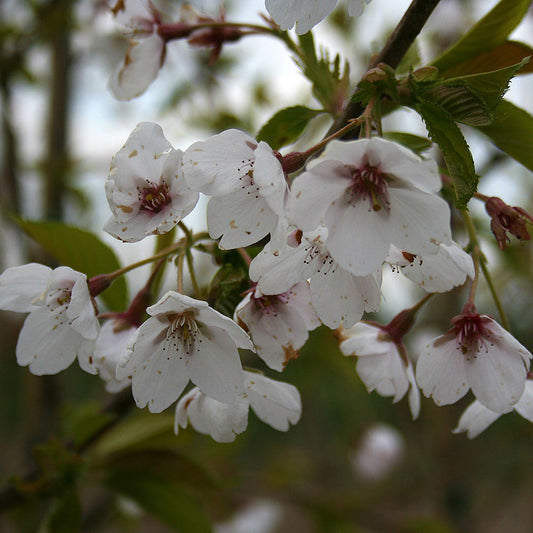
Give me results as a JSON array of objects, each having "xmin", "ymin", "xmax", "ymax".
[{"xmin": 461, "ymin": 210, "xmax": 510, "ymax": 329}]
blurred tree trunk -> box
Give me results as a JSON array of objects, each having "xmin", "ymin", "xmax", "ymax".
[{"xmin": 44, "ymin": 0, "xmax": 73, "ymax": 221}]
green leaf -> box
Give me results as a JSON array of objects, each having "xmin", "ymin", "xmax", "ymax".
[
  {"xmin": 257, "ymin": 105, "xmax": 322, "ymax": 150},
  {"xmin": 102, "ymin": 450, "xmax": 214, "ymax": 533},
  {"xmin": 414, "ymin": 59, "xmax": 528, "ymax": 127},
  {"xmin": 443, "ymin": 40, "xmax": 533, "ymax": 77},
  {"xmin": 296, "ymin": 33, "xmax": 349, "ymax": 114},
  {"xmin": 476, "ymin": 100, "xmax": 533, "ymax": 173},
  {"xmin": 382, "ymin": 132, "xmax": 433, "ymax": 154},
  {"xmin": 90, "ymin": 412, "xmax": 175, "ymax": 456},
  {"xmin": 432, "ymin": 0, "xmax": 531, "ymax": 73},
  {"xmin": 415, "ymin": 99, "xmax": 478, "ymax": 209},
  {"xmin": 444, "ymin": 58, "xmax": 529, "ymax": 110},
  {"xmin": 14, "ymin": 219, "xmax": 127, "ymax": 311},
  {"xmin": 418, "ymin": 84, "xmax": 492, "ymax": 126},
  {"xmin": 38, "ymin": 489, "xmax": 82, "ymax": 533},
  {"xmin": 60, "ymin": 402, "xmax": 115, "ymax": 448}
]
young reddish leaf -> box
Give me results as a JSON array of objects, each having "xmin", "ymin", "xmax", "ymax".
[{"xmin": 432, "ymin": 0, "xmax": 531, "ymax": 73}]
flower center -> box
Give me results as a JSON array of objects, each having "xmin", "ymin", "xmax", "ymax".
[
  {"xmin": 139, "ymin": 182, "xmax": 171, "ymax": 213},
  {"xmin": 452, "ymin": 313, "xmax": 492, "ymax": 357},
  {"xmin": 167, "ymin": 312, "xmax": 199, "ymax": 356},
  {"xmin": 346, "ymin": 165, "xmax": 389, "ymax": 211},
  {"xmin": 252, "ymin": 292, "xmax": 289, "ymax": 316}
]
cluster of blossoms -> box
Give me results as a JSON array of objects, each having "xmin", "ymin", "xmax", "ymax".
[
  {"xmin": 108, "ymin": 0, "xmax": 374, "ymax": 100},
  {"xmin": 1, "ymin": 0, "xmax": 532, "ymax": 444},
  {"xmin": 2, "ymin": 114, "xmax": 531, "ymax": 442}
]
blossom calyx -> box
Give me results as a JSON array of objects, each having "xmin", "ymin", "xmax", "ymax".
[{"xmin": 484, "ymin": 196, "xmax": 533, "ymax": 249}]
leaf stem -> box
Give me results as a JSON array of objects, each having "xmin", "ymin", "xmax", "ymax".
[{"xmin": 327, "ymin": 0, "xmax": 442, "ymax": 136}]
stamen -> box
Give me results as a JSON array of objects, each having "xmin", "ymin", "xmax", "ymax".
[
  {"xmin": 139, "ymin": 182, "xmax": 171, "ymax": 213},
  {"xmin": 345, "ymin": 164, "xmax": 390, "ymax": 211}
]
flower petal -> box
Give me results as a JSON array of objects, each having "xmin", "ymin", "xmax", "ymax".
[
  {"xmin": 389, "ymin": 187, "xmax": 452, "ymax": 255},
  {"xmin": 325, "ymin": 199, "xmax": 391, "ymax": 276},
  {"xmin": 109, "ymin": 33, "xmax": 165, "ymax": 101},
  {"xmin": 16, "ymin": 309, "xmax": 83, "ymax": 375},
  {"xmin": 452, "ymin": 401, "xmax": 501, "ymax": 438},
  {"xmin": 416, "ymin": 333, "xmax": 469, "ymax": 406},
  {"xmin": 0, "ymin": 263, "xmax": 52, "ymax": 312},
  {"xmin": 245, "ymin": 372, "xmax": 302, "ymax": 430},
  {"xmin": 189, "ymin": 327, "xmax": 245, "ymax": 404}
]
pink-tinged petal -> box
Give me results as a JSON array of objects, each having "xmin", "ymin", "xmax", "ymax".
[
  {"xmin": 68, "ymin": 276, "xmax": 99, "ymax": 340},
  {"xmin": 253, "ymin": 142, "xmax": 288, "ymax": 217},
  {"xmin": 175, "ymin": 388, "xmax": 197, "ymax": 431},
  {"xmin": 250, "ymin": 243, "xmax": 309, "ymax": 295},
  {"xmin": 416, "ymin": 333, "xmax": 469, "ymax": 406},
  {"xmin": 356, "ymin": 349, "xmax": 409, "ymax": 403},
  {"xmin": 245, "ymin": 372, "xmax": 301, "ymax": 430},
  {"xmin": 207, "ymin": 192, "xmax": 277, "ymax": 249},
  {"xmin": 309, "ymin": 266, "xmax": 369, "ymax": 329},
  {"xmin": 307, "ymin": 139, "xmax": 369, "ymax": 170},
  {"xmin": 285, "ymin": 282, "xmax": 321, "ymax": 330},
  {"xmin": 94, "ymin": 320, "xmax": 136, "ymax": 392},
  {"xmin": 0, "ymin": 263, "xmax": 52, "ymax": 312},
  {"xmin": 147, "ymin": 291, "xmax": 209, "ymax": 317},
  {"xmin": 109, "ymin": 123, "xmax": 172, "ymax": 188},
  {"xmin": 175, "ymin": 389, "xmax": 249, "ymax": 442},
  {"xmin": 288, "ymin": 161, "xmax": 350, "ymax": 231},
  {"xmin": 465, "ymin": 333, "xmax": 529, "ymax": 413},
  {"xmin": 77, "ymin": 338, "xmax": 98, "ymax": 375},
  {"xmin": 16, "ymin": 310, "xmax": 81, "ymax": 375},
  {"xmin": 116, "ymin": 315, "xmax": 168, "ymax": 380},
  {"xmin": 189, "ymin": 327, "xmax": 245, "ymax": 404},
  {"xmin": 452, "ymin": 401, "xmax": 501, "ymax": 438},
  {"xmin": 348, "ymin": 0, "xmax": 373, "ymax": 17},
  {"xmin": 340, "ymin": 323, "xmax": 391, "ymax": 357},
  {"xmin": 398, "ymin": 242, "xmax": 474, "ymax": 293},
  {"xmin": 103, "ymin": 216, "xmax": 151, "ymax": 243},
  {"xmin": 389, "ymin": 186, "xmax": 452, "ymax": 255},
  {"xmin": 515, "ymin": 381, "xmax": 533, "ymax": 423},
  {"xmin": 195, "ymin": 306, "xmax": 254, "ymax": 350},
  {"xmin": 325, "ymin": 199, "xmax": 391, "ymax": 276},
  {"xmin": 130, "ymin": 337, "xmax": 190, "ymax": 413},
  {"xmin": 113, "ymin": 0, "xmax": 155, "ymax": 30},
  {"xmin": 265, "ymin": 0, "xmax": 337, "ymax": 34},
  {"xmin": 406, "ymin": 363, "xmax": 420, "ymax": 419},
  {"xmin": 236, "ymin": 296, "xmax": 309, "ymax": 372},
  {"xmin": 182, "ymin": 129, "xmax": 257, "ymax": 196},
  {"xmin": 109, "ymin": 33, "xmax": 165, "ymax": 101},
  {"xmin": 368, "ymin": 137, "xmax": 441, "ymax": 192}
]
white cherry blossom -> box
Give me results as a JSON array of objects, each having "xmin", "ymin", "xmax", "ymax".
[
  {"xmin": 0, "ymin": 264, "xmax": 99, "ymax": 375},
  {"xmin": 250, "ymin": 227, "xmax": 381, "ymax": 329},
  {"xmin": 288, "ymin": 137, "xmax": 452, "ymax": 277},
  {"xmin": 265, "ymin": 0, "xmax": 372, "ymax": 35},
  {"xmin": 108, "ymin": 0, "xmax": 166, "ymax": 100},
  {"xmin": 453, "ymin": 379, "xmax": 533, "ymax": 439},
  {"xmin": 387, "ymin": 242, "xmax": 474, "ymax": 293},
  {"xmin": 234, "ymin": 282, "xmax": 320, "ymax": 372},
  {"xmin": 174, "ymin": 371, "xmax": 302, "ymax": 442},
  {"xmin": 93, "ymin": 318, "xmax": 136, "ymax": 393},
  {"xmin": 104, "ymin": 122, "xmax": 198, "ymax": 242},
  {"xmin": 339, "ymin": 322, "xmax": 420, "ymax": 418},
  {"xmin": 182, "ymin": 129, "xmax": 288, "ymax": 249},
  {"xmin": 117, "ymin": 291, "xmax": 254, "ymax": 413},
  {"xmin": 416, "ymin": 306, "xmax": 532, "ymax": 413}
]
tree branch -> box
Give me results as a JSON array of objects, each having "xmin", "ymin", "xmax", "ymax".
[{"xmin": 327, "ymin": 0, "xmax": 442, "ymax": 136}]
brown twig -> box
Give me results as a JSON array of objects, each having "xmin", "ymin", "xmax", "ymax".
[{"xmin": 327, "ymin": 0, "xmax": 442, "ymax": 137}]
